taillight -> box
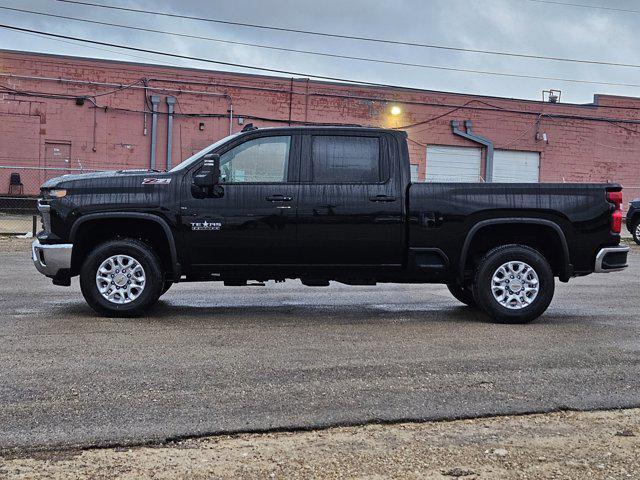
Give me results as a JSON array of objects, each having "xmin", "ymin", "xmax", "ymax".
[{"xmin": 607, "ymin": 191, "xmax": 623, "ymax": 234}]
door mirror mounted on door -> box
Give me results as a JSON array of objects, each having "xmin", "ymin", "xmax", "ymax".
[{"xmin": 192, "ymin": 153, "xmax": 224, "ymax": 198}]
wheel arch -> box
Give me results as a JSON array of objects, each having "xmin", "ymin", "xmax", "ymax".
[
  {"xmin": 69, "ymin": 212, "xmax": 181, "ymax": 280},
  {"xmin": 459, "ymin": 218, "xmax": 571, "ymax": 283}
]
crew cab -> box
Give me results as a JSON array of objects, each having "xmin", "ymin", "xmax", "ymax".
[{"xmin": 32, "ymin": 126, "xmax": 629, "ymax": 323}]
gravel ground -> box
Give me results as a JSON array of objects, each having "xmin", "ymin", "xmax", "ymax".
[
  {"xmin": 0, "ymin": 236, "xmax": 33, "ymax": 252},
  {"xmin": 2, "ymin": 408, "xmax": 639, "ymax": 479}
]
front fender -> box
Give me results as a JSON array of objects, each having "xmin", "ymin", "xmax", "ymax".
[{"xmin": 69, "ymin": 212, "xmax": 181, "ymax": 281}]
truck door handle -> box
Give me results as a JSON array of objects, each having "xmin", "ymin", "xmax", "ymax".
[
  {"xmin": 369, "ymin": 195, "xmax": 397, "ymax": 202},
  {"xmin": 265, "ymin": 195, "xmax": 293, "ymax": 202}
]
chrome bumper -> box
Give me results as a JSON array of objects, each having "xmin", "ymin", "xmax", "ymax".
[
  {"xmin": 594, "ymin": 245, "xmax": 629, "ymax": 273},
  {"xmin": 32, "ymin": 240, "xmax": 73, "ymax": 277}
]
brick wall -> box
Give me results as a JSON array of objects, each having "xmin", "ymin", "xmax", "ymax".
[{"xmin": 0, "ymin": 50, "xmax": 639, "ymax": 205}]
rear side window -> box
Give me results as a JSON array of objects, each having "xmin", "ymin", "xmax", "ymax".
[{"xmin": 311, "ymin": 136, "xmax": 380, "ymax": 183}]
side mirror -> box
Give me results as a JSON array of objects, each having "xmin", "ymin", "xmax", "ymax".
[
  {"xmin": 193, "ymin": 153, "xmax": 220, "ymax": 188},
  {"xmin": 192, "ymin": 153, "xmax": 224, "ymax": 198}
]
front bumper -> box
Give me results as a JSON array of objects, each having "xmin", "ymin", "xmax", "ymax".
[
  {"xmin": 32, "ymin": 240, "xmax": 73, "ymax": 278},
  {"xmin": 594, "ymin": 246, "xmax": 629, "ymax": 273}
]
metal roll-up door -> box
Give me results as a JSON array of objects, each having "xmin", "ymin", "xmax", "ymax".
[
  {"xmin": 426, "ymin": 145, "xmax": 482, "ymax": 182},
  {"xmin": 493, "ymin": 150, "xmax": 540, "ymax": 183}
]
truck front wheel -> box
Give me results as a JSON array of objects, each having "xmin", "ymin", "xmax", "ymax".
[
  {"xmin": 472, "ymin": 244, "xmax": 554, "ymax": 324},
  {"xmin": 80, "ymin": 238, "xmax": 164, "ymax": 317},
  {"xmin": 633, "ymin": 220, "xmax": 640, "ymax": 245}
]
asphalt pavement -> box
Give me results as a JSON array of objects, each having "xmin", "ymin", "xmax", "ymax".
[{"xmin": 1, "ymin": 244, "xmax": 639, "ymax": 452}]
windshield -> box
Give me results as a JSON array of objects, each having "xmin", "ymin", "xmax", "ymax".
[{"xmin": 169, "ymin": 133, "xmax": 241, "ymax": 172}]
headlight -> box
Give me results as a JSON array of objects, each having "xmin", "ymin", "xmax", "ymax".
[{"xmin": 46, "ymin": 189, "xmax": 67, "ymax": 198}]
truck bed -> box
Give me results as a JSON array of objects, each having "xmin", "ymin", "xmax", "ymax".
[{"xmin": 407, "ymin": 182, "xmax": 621, "ymax": 277}]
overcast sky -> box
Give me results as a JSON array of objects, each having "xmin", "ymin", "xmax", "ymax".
[{"xmin": 0, "ymin": 0, "xmax": 639, "ymax": 103}]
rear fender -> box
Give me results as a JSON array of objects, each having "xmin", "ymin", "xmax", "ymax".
[{"xmin": 459, "ymin": 218, "xmax": 571, "ymax": 282}]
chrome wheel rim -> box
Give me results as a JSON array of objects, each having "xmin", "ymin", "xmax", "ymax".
[
  {"xmin": 635, "ymin": 223, "xmax": 640, "ymax": 240},
  {"xmin": 491, "ymin": 261, "xmax": 539, "ymax": 310},
  {"xmin": 96, "ymin": 254, "xmax": 146, "ymax": 304}
]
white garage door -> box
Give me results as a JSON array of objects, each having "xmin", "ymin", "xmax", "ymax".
[
  {"xmin": 426, "ymin": 146, "xmax": 482, "ymax": 182},
  {"xmin": 492, "ymin": 150, "xmax": 540, "ymax": 183}
]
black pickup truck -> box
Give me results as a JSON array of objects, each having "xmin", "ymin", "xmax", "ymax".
[{"xmin": 32, "ymin": 126, "xmax": 629, "ymax": 323}]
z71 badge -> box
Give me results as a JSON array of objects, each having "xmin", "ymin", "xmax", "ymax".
[
  {"xmin": 191, "ymin": 220, "xmax": 222, "ymax": 231},
  {"xmin": 142, "ymin": 178, "xmax": 171, "ymax": 185}
]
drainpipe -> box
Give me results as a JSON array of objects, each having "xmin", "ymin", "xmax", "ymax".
[
  {"xmin": 451, "ymin": 120, "xmax": 494, "ymax": 182},
  {"xmin": 149, "ymin": 95, "xmax": 160, "ymax": 170},
  {"xmin": 166, "ymin": 96, "xmax": 176, "ymax": 170}
]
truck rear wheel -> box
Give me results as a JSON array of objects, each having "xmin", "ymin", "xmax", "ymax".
[
  {"xmin": 446, "ymin": 284, "xmax": 476, "ymax": 307},
  {"xmin": 633, "ymin": 220, "xmax": 640, "ymax": 245},
  {"xmin": 472, "ymin": 244, "xmax": 554, "ymax": 324},
  {"xmin": 80, "ymin": 238, "xmax": 164, "ymax": 317}
]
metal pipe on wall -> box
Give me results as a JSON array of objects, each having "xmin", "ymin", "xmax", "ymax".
[
  {"xmin": 451, "ymin": 120, "xmax": 495, "ymax": 182},
  {"xmin": 166, "ymin": 96, "xmax": 176, "ymax": 170},
  {"xmin": 149, "ymin": 95, "xmax": 160, "ymax": 170}
]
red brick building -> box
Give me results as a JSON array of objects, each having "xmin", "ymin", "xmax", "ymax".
[{"xmin": 1, "ymin": 49, "xmax": 639, "ymax": 206}]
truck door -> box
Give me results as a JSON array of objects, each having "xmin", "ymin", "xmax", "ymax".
[
  {"xmin": 180, "ymin": 133, "xmax": 300, "ymax": 267},
  {"xmin": 296, "ymin": 132, "xmax": 404, "ymax": 266}
]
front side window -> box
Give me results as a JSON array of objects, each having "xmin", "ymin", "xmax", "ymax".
[
  {"xmin": 311, "ymin": 136, "xmax": 380, "ymax": 183},
  {"xmin": 219, "ymin": 136, "xmax": 291, "ymax": 183}
]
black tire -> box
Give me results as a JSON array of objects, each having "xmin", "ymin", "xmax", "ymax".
[
  {"xmin": 447, "ymin": 283, "xmax": 477, "ymax": 307},
  {"xmin": 80, "ymin": 238, "xmax": 163, "ymax": 317},
  {"xmin": 472, "ymin": 244, "xmax": 554, "ymax": 324},
  {"xmin": 633, "ymin": 220, "xmax": 640, "ymax": 245},
  {"xmin": 161, "ymin": 281, "xmax": 173, "ymax": 296}
]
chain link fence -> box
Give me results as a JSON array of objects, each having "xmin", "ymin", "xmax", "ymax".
[{"xmin": 0, "ymin": 166, "xmax": 104, "ymax": 235}]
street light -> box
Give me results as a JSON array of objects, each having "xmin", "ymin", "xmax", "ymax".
[{"xmin": 390, "ymin": 105, "xmax": 402, "ymax": 116}]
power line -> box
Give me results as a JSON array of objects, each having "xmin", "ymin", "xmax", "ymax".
[
  {"xmin": 6, "ymin": 58, "xmax": 640, "ymax": 129},
  {"xmin": 0, "ymin": 23, "xmax": 406, "ymax": 89},
  {"xmin": 395, "ymin": 101, "xmax": 485, "ymax": 130},
  {"xmin": 6, "ymin": 5, "xmax": 640, "ymax": 77},
  {"xmin": 522, "ymin": 0, "xmax": 640, "ymax": 14},
  {"xmin": 2, "ymin": 23, "xmax": 640, "ymax": 90},
  {"xmin": 0, "ymin": 83, "xmax": 366, "ymax": 127},
  {"xmin": 9, "ymin": 28, "xmax": 203, "ymax": 70},
  {"xmin": 49, "ymin": 0, "xmax": 640, "ymax": 69},
  {"xmin": 4, "ymin": 77, "xmax": 640, "ymax": 137}
]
